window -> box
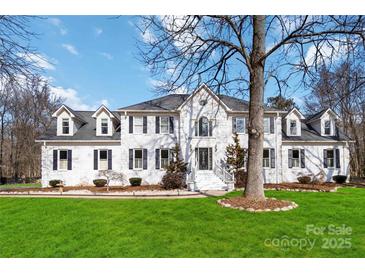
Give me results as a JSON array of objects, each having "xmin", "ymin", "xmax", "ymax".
[
  {"xmin": 99, "ymin": 150, "xmax": 108, "ymax": 170},
  {"xmin": 160, "ymin": 149, "xmax": 170, "ymax": 169},
  {"xmin": 292, "ymin": 149, "xmax": 300, "ymax": 168},
  {"xmin": 134, "ymin": 117, "xmax": 143, "ymax": 134},
  {"xmin": 236, "ymin": 117, "xmax": 245, "ymax": 133},
  {"xmin": 59, "ymin": 150, "xmax": 68, "ymax": 170},
  {"xmin": 101, "ymin": 119, "xmax": 108, "ymax": 134},
  {"xmin": 134, "ymin": 149, "xmax": 143, "ymax": 169},
  {"xmin": 264, "ymin": 118, "xmax": 270, "ymax": 134},
  {"xmin": 198, "ymin": 117, "xmax": 209, "ymax": 136},
  {"xmin": 160, "ymin": 117, "xmax": 169, "ymax": 134},
  {"xmin": 289, "ymin": 120, "xmax": 297, "ymax": 135},
  {"xmin": 62, "ymin": 118, "xmax": 70, "ymax": 134},
  {"xmin": 324, "ymin": 120, "xmax": 331, "ymax": 135},
  {"xmin": 327, "ymin": 149, "xmax": 335, "ymax": 168},
  {"xmin": 263, "ymin": 149, "xmax": 270, "ymax": 168}
]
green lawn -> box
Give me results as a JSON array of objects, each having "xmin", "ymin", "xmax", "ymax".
[
  {"xmin": 0, "ymin": 183, "xmax": 41, "ymax": 189},
  {"xmin": 0, "ymin": 188, "xmax": 364, "ymax": 258}
]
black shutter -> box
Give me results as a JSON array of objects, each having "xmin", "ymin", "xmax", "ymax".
[
  {"xmin": 129, "ymin": 116, "xmax": 133, "ymax": 133},
  {"xmin": 323, "ymin": 149, "xmax": 328, "ymax": 168},
  {"xmin": 195, "ymin": 147, "xmax": 198, "ymax": 166},
  {"xmin": 300, "ymin": 149, "xmax": 305, "ymax": 168},
  {"xmin": 232, "ymin": 117, "xmax": 237, "ymax": 133},
  {"xmin": 288, "ymin": 149, "xmax": 293, "ymax": 168},
  {"xmin": 270, "ymin": 117, "xmax": 275, "ymax": 134},
  {"xmin": 244, "ymin": 117, "xmax": 247, "ymax": 133},
  {"xmin": 169, "ymin": 117, "xmax": 174, "ymax": 134},
  {"xmin": 195, "ymin": 121, "xmax": 198, "ymax": 136},
  {"xmin": 94, "ymin": 150, "xmax": 98, "ymax": 170},
  {"xmin": 129, "ymin": 149, "xmax": 133, "ymax": 170},
  {"xmin": 155, "ymin": 116, "xmax": 160, "ymax": 134},
  {"xmin": 108, "ymin": 150, "xmax": 112, "ymax": 170},
  {"xmin": 209, "ymin": 120, "xmax": 213, "ymax": 136},
  {"xmin": 143, "ymin": 149, "xmax": 148, "ymax": 170},
  {"xmin": 270, "ymin": 148, "xmax": 275, "ymax": 168},
  {"xmin": 335, "ymin": 149, "xmax": 340, "ymax": 168},
  {"xmin": 67, "ymin": 150, "xmax": 72, "ymax": 170},
  {"xmin": 143, "ymin": 116, "xmax": 147, "ymax": 134},
  {"xmin": 155, "ymin": 149, "xmax": 160, "ymax": 169},
  {"xmin": 53, "ymin": 150, "xmax": 58, "ymax": 170}
]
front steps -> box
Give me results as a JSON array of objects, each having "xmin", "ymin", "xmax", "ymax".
[{"xmin": 188, "ymin": 171, "xmax": 230, "ymax": 191}]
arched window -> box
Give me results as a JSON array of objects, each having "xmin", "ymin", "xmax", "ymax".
[{"xmin": 198, "ymin": 116, "xmax": 209, "ymax": 136}]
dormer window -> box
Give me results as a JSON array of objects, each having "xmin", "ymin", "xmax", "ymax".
[
  {"xmin": 324, "ymin": 120, "xmax": 331, "ymax": 135},
  {"xmin": 289, "ymin": 120, "xmax": 297, "ymax": 135},
  {"xmin": 62, "ymin": 118, "xmax": 70, "ymax": 134},
  {"xmin": 101, "ymin": 118, "xmax": 108, "ymax": 134}
]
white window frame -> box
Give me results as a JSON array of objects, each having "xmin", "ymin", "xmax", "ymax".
[
  {"xmin": 236, "ymin": 117, "xmax": 245, "ymax": 134},
  {"xmin": 289, "ymin": 120, "xmax": 297, "ymax": 135},
  {"xmin": 291, "ymin": 149, "xmax": 300, "ymax": 168},
  {"xmin": 99, "ymin": 150, "xmax": 108, "ymax": 170},
  {"xmin": 134, "ymin": 149, "xmax": 143, "ymax": 170},
  {"xmin": 326, "ymin": 149, "xmax": 335, "ymax": 168},
  {"xmin": 263, "ymin": 148, "xmax": 270, "ymax": 168},
  {"xmin": 62, "ymin": 118, "xmax": 70, "ymax": 135},
  {"xmin": 160, "ymin": 117, "xmax": 169, "ymax": 134},
  {"xmin": 263, "ymin": 118, "xmax": 270, "ymax": 134},
  {"xmin": 160, "ymin": 149, "xmax": 170, "ymax": 170},
  {"xmin": 324, "ymin": 120, "xmax": 331, "ymax": 135},
  {"xmin": 134, "ymin": 117, "xmax": 143, "ymax": 134},
  {"xmin": 58, "ymin": 150, "xmax": 68, "ymax": 170},
  {"xmin": 101, "ymin": 118, "xmax": 108, "ymax": 135}
]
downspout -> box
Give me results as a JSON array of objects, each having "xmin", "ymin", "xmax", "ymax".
[{"xmin": 275, "ymin": 112, "xmax": 279, "ymax": 184}]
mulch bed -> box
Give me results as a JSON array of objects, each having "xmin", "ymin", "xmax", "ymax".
[
  {"xmin": 218, "ymin": 197, "xmax": 297, "ymax": 212},
  {"xmin": 0, "ymin": 184, "xmax": 164, "ymax": 193},
  {"xmin": 264, "ymin": 183, "xmax": 339, "ymax": 192}
]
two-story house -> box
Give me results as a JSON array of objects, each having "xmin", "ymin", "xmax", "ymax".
[{"xmin": 37, "ymin": 84, "xmax": 351, "ymax": 190}]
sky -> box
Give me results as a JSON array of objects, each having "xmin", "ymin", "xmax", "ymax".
[{"xmin": 26, "ymin": 16, "xmax": 320, "ymax": 111}]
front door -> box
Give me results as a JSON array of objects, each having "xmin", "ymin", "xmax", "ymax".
[{"xmin": 197, "ymin": 147, "xmax": 212, "ymax": 170}]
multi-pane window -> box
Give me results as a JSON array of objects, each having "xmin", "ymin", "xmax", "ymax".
[
  {"xmin": 101, "ymin": 119, "xmax": 108, "ymax": 134},
  {"xmin": 99, "ymin": 150, "xmax": 108, "ymax": 170},
  {"xmin": 264, "ymin": 118, "xmax": 270, "ymax": 134},
  {"xmin": 292, "ymin": 149, "xmax": 300, "ymax": 168},
  {"xmin": 290, "ymin": 120, "xmax": 297, "ymax": 135},
  {"xmin": 134, "ymin": 149, "xmax": 143, "ymax": 169},
  {"xmin": 62, "ymin": 118, "xmax": 70, "ymax": 134},
  {"xmin": 59, "ymin": 150, "xmax": 68, "ymax": 170},
  {"xmin": 160, "ymin": 117, "xmax": 169, "ymax": 134},
  {"xmin": 160, "ymin": 149, "xmax": 170, "ymax": 169},
  {"xmin": 199, "ymin": 117, "xmax": 209, "ymax": 136},
  {"xmin": 263, "ymin": 149, "xmax": 270, "ymax": 168},
  {"xmin": 326, "ymin": 149, "xmax": 335, "ymax": 167},
  {"xmin": 324, "ymin": 120, "xmax": 331, "ymax": 135},
  {"xmin": 236, "ymin": 117, "xmax": 245, "ymax": 133},
  {"xmin": 134, "ymin": 117, "xmax": 143, "ymax": 134}
]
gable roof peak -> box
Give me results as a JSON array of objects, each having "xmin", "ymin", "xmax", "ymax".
[
  {"xmin": 92, "ymin": 104, "xmax": 118, "ymax": 119},
  {"xmin": 284, "ymin": 107, "xmax": 306, "ymax": 119}
]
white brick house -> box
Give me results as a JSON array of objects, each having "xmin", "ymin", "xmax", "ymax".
[{"xmin": 37, "ymin": 84, "xmax": 352, "ymax": 190}]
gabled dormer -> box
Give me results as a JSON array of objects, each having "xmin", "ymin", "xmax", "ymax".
[
  {"xmin": 52, "ymin": 105, "xmax": 85, "ymax": 136},
  {"xmin": 283, "ymin": 107, "xmax": 305, "ymax": 136},
  {"xmin": 306, "ymin": 108, "xmax": 339, "ymax": 137},
  {"xmin": 92, "ymin": 105, "xmax": 119, "ymax": 136}
]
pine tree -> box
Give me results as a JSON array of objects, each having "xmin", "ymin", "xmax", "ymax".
[{"xmin": 166, "ymin": 143, "xmax": 188, "ymax": 173}]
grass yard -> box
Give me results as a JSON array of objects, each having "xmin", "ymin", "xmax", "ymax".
[
  {"xmin": 0, "ymin": 187, "xmax": 364, "ymax": 258},
  {"xmin": 0, "ymin": 183, "xmax": 41, "ymax": 189}
]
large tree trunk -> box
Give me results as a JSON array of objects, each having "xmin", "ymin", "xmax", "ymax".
[{"xmin": 244, "ymin": 15, "xmax": 266, "ymax": 201}]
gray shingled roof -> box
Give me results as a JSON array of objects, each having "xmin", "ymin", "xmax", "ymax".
[
  {"xmin": 282, "ymin": 121, "xmax": 351, "ymax": 142},
  {"xmin": 118, "ymin": 93, "xmax": 278, "ymax": 112},
  {"xmin": 39, "ymin": 111, "xmax": 120, "ymax": 141},
  {"xmin": 305, "ymin": 108, "xmax": 329, "ymax": 123}
]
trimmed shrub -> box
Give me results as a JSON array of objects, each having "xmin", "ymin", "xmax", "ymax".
[
  {"xmin": 49, "ymin": 180, "xmax": 62, "ymax": 187},
  {"xmin": 161, "ymin": 172, "xmax": 186, "ymax": 190},
  {"xmin": 297, "ymin": 176, "xmax": 312, "ymax": 184},
  {"xmin": 129, "ymin": 177, "xmax": 142, "ymax": 186},
  {"xmin": 332, "ymin": 175, "xmax": 347, "ymax": 184},
  {"xmin": 234, "ymin": 170, "xmax": 247, "ymax": 188},
  {"xmin": 93, "ymin": 179, "xmax": 107, "ymax": 187}
]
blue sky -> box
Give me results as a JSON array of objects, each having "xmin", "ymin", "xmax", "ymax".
[{"xmin": 28, "ymin": 16, "xmax": 312, "ymax": 110}]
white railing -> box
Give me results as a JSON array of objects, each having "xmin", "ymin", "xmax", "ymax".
[{"xmin": 213, "ymin": 161, "xmax": 234, "ymax": 183}]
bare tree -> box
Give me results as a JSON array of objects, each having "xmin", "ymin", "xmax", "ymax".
[
  {"xmin": 98, "ymin": 170, "xmax": 126, "ymax": 191},
  {"xmin": 138, "ymin": 15, "xmax": 365, "ymax": 200}
]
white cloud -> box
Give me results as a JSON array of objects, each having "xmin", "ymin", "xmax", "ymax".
[
  {"xmin": 141, "ymin": 29, "xmax": 156, "ymax": 44},
  {"xmin": 100, "ymin": 52, "xmax": 113, "ymax": 60},
  {"xmin": 95, "ymin": 27, "xmax": 103, "ymax": 36},
  {"xmin": 304, "ymin": 41, "xmax": 346, "ymax": 66},
  {"xmin": 19, "ymin": 53, "xmax": 57, "ymax": 70},
  {"xmin": 48, "ymin": 17, "xmax": 68, "ymax": 35},
  {"xmin": 62, "ymin": 44, "xmax": 79, "ymax": 55}
]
